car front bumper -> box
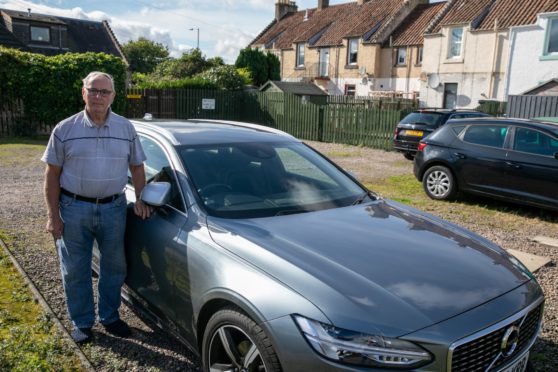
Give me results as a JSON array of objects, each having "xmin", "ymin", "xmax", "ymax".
[{"xmin": 265, "ymin": 280, "xmax": 543, "ymax": 371}]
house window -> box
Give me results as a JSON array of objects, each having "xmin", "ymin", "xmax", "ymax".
[
  {"xmin": 396, "ymin": 47, "xmax": 407, "ymax": 65},
  {"xmin": 30, "ymin": 26, "xmax": 50, "ymax": 42},
  {"xmin": 416, "ymin": 46, "xmax": 423, "ymax": 65},
  {"xmin": 296, "ymin": 43, "xmax": 305, "ymax": 67},
  {"xmin": 347, "ymin": 38, "xmax": 358, "ymax": 65},
  {"xmin": 345, "ymin": 84, "xmax": 356, "ymax": 96},
  {"xmin": 448, "ymin": 27, "xmax": 463, "ymax": 58},
  {"xmin": 544, "ymin": 18, "xmax": 558, "ymax": 55}
]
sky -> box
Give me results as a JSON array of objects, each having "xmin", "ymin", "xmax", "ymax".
[{"xmin": 0, "ymin": 0, "xmax": 442, "ymax": 63}]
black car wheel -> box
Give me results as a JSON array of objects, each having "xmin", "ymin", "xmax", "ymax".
[
  {"xmin": 403, "ymin": 153, "xmax": 415, "ymax": 161},
  {"xmin": 423, "ymin": 165, "xmax": 457, "ymax": 200},
  {"xmin": 202, "ymin": 307, "xmax": 281, "ymax": 372}
]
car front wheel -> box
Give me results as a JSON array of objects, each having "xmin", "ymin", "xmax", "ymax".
[
  {"xmin": 422, "ymin": 165, "xmax": 457, "ymax": 200},
  {"xmin": 202, "ymin": 307, "xmax": 281, "ymax": 372}
]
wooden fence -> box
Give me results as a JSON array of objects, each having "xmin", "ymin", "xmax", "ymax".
[
  {"xmin": 126, "ymin": 89, "xmax": 415, "ymax": 150},
  {"xmin": 0, "ymin": 94, "xmax": 52, "ymax": 136},
  {"xmin": 507, "ymin": 95, "xmax": 558, "ymax": 119}
]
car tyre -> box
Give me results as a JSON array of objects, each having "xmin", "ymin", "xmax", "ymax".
[
  {"xmin": 403, "ymin": 153, "xmax": 415, "ymax": 161},
  {"xmin": 422, "ymin": 165, "xmax": 457, "ymax": 200},
  {"xmin": 202, "ymin": 307, "xmax": 281, "ymax": 372}
]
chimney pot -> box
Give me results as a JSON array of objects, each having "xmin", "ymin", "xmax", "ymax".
[{"xmin": 27, "ymin": 8, "xmax": 31, "ymax": 17}]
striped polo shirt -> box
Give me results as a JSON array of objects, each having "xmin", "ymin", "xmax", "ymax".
[{"xmin": 41, "ymin": 109, "xmax": 146, "ymax": 198}]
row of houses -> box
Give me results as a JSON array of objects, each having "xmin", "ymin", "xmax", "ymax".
[{"xmin": 250, "ymin": 0, "xmax": 558, "ymax": 108}]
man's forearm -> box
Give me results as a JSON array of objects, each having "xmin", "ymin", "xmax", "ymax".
[
  {"xmin": 44, "ymin": 165, "xmax": 61, "ymax": 217},
  {"xmin": 130, "ymin": 164, "xmax": 146, "ymax": 198}
]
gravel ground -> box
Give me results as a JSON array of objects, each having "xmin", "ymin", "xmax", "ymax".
[{"xmin": 0, "ymin": 140, "xmax": 556, "ymax": 371}]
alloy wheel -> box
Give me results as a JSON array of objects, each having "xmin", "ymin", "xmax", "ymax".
[
  {"xmin": 208, "ymin": 325, "xmax": 266, "ymax": 372},
  {"xmin": 426, "ymin": 170, "xmax": 451, "ymax": 197}
]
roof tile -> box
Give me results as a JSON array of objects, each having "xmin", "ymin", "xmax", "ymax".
[
  {"xmin": 251, "ymin": 0, "xmax": 407, "ymax": 49},
  {"xmin": 391, "ymin": 2, "xmax": 447, "ymax": 46}
]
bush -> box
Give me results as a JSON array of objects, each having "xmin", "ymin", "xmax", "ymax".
[
  {"xmin": 197, "ymin": 65, "xmax": 245, "ymax": 90},
  {"xmin": 0, "ymin": 47, "xmax": 127, "ymax": 129}
]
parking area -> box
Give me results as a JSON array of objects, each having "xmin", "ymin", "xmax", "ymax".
[{"xmin": 0, "ymin": 138, "xmax": 556, "ymax": 371}]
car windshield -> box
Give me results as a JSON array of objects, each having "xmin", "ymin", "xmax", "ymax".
[
  {"xmin": 178, "ymin": 141, "xmax": 367, "ymax": 218},
  {"xmin": 400, "ymin": 112, "xmax": 446, "ymax": 127}
]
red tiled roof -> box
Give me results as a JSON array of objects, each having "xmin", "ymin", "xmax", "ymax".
[
  {"xmin": 251, "ymin": 0, "xmax": 407, "ymax": 50},
  {"xmin": 391, "ymin": 2, "xmax": 447, "ymax": 46},
  {"xmin": 431, "ymin": 0, "xmax": 558, "ymax": 33},
  {"xmin": 479, "ymin": 0, "xmax": 558, "ymax": 30}
]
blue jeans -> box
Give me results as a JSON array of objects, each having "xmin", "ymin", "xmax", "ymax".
[{"xmin": 57, "ymin": 193, "xmax": 127, "ymax": 328}]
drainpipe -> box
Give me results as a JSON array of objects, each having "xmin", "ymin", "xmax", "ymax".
[{"xmin": 488, "ymin": 18, "xmax": 498, "ymax": 99}]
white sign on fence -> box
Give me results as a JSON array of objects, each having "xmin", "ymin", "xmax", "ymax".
[{"xmin": 202, "ymin": 98, "xmax": 216, "ymax": 110}]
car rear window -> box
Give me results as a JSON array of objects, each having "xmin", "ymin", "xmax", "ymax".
[{"xmin": 400, "ymin": 112, "xmax": 446, "ymax": 127}]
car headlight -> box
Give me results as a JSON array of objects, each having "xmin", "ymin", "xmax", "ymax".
[{"xmin": 294, "ymin": 315, "xmax": 432, "ymax": 369}]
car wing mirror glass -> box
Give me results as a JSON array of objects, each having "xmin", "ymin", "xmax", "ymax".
[
  {"xmin": 141, "ymin": 182, "xmax": 171, "ymax": 207},
  {"xmin": 554, "ymin": 152, "xmax": 558, "ymax": 160}
]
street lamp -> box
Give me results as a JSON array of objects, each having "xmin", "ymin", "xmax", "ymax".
[{"xmin": 189, "ymin": 27, "xmax": 199, "ymax": 50}]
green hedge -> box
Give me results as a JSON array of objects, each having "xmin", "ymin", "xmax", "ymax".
[{"xmin": 0, "ymin": 47, "xmax": 127, "ymax": 129}]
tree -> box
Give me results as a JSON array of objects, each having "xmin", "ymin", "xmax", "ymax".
[
  {"xmin": 235, "ymin": 47, "xmax": 269, "ymax": 87},
  {"xmin": 151, "ymin": 49, "xmax": 209, "ymax": 79},
  {"xmin": 122, "ymin": 37, "xmax": 169, "ymax": 74},
  {"xmin": 266, "ymin": 52, "xmax": 280, "ymax": 81}
]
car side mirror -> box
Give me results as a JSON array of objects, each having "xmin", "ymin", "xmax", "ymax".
[
  {"xmin": 554, "ymin": 152, "xmax": 558, "ymax": 160},
  {"xmin": 141, "ymin": 182, "xmax": 171, "ymax": 207}
]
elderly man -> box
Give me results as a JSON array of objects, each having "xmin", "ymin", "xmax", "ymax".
[{"xmin": 42, "ymin": 71, "xmax": 151, "ymax": 344}]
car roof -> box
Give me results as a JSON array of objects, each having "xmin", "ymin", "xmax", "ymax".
[
  {"xmin": 130, "ymin": 119, "xmax": 297, "ymax": 146},
  {"xmin": 446, "ymin": 117, "xmax": 558, "ymax": 132},
  {"xmin": 413, "ymin": 109, "xmax": 486, "ymax": 114}
]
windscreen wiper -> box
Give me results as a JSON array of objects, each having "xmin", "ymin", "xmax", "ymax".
[{"xmin": 352, "ymin": 192, "xmax": 372, "ymax": 205}]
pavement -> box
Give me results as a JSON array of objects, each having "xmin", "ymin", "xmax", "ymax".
[{"xmin": 505, "ymin": 235, "xmax": 557, "ymax": 273}]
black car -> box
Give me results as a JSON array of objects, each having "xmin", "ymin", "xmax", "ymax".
[
  {"xmin": 394, "ymin": 109, "xmax": 490, "ymax": 160},
  {"xmin": 413, "ymin": 118, "xmax": 558, "ymax": 210}
]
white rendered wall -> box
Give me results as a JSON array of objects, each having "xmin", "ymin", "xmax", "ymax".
[{"xmin": 507, "ymin": 15, "xmax": 558, "ymax": 96}]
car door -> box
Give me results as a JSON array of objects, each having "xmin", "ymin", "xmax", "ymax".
[
  {"xmin": 125, "ymin": 134, "xmax": 195, "ymax": 342},
  {"xmin": 453, "ymin": 124, "xmax": 511, "ymax": 195},
  {"xmin": 504, "ymin": 126, "xmax": 558, "ymax": 207}
]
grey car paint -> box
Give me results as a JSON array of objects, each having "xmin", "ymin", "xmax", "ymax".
[{"xmin": 92, "ymin": 119, "xmax": 544, "ymax": 372}]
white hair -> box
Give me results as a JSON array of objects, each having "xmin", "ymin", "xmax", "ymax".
[{"xmin": 82, "ymin": 71, "xmax": 115, "ymax": 91}]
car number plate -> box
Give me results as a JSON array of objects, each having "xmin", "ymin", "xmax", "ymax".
[
  {"xmin": 498, "ymin": 351, "xmax": 529, "ymax": 372},
  {"xmin": 404, "ymin": 130, "xmax": 423, "ymax": 137}
]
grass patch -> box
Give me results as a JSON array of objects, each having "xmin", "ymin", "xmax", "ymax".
[
  {"xmin": 0, "ymin": 140, "xmax": 47, "ymax": 168},
  {"xmin": 325, "ymin": 150, "xmax": 359, "ymax": 158},
  {"xmin": 0, "ymin": 236, "xmax": 82, "ymax": 371},
  {"xmin": 366, "ymin": 174, "xmax": 558, "ymax": 229}
]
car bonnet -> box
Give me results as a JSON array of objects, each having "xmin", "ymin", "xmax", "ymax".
[{"xmin": 207, "ymin": 199, "xmax": 532, "ymax": 336}]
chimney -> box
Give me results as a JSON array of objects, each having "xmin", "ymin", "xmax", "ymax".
[
  {"xmin": 27, "ymin": 8, "xmax": 31, "ymax": 17},
  {"xmin": 275, "ymin": 0, "xmax": 298, "ymax": 21},
  {"xmin": 318, "ymin": 0, "xmax": 329, "ymax": 10},
  {"xmin": 357, "ymin": 0, "xmax": 369, "ymax": 5}
]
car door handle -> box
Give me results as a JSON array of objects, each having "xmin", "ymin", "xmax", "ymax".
[
  {"xmin": 505, "ymin": 161, "xmax": 522, "ymax": 169},
  {"xmin": 453, "ymin": 152, "xmax": 466, "ymax": 159}
]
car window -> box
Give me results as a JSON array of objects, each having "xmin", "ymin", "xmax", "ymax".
[
  {"xmin": 513, "ymin": 127, "xmax": 558, "ymax": 156},
  {"xmin": 462, "ymin": 125, "xmax": 508, "ymax": 148},
  {"xmin": 399, "ymin": 112, "xmax": 446, "ymax": 127},
  {"xmin": 450, "ymin": 114, "xmax": 466, "ymax": 119},
  {"xmin": 451, "ymin": 125, "xmax": 466, "ymax": 136},
  {"xmin": 138, "ymin": 136, "xmax": 185, "ymax": 212},
  {"xmin": 178, "ymin": 141, "xmax": 364, "ymax": 218}
]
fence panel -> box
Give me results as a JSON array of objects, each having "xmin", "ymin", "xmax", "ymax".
[
  {"xmin": 122, "ymin": 88, "xmax": 409, "ymax": 150},
  {"xmin": 507, "ymin": 95, "xmax": 558, "ymax": 118}
]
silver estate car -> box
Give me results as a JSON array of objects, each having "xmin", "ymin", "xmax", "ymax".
[{"xmin": 95, "ymin": 119, "xmax": 544, "ymax": 372}]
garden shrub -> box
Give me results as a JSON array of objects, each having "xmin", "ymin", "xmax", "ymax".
[{"xmin": 0, "ymin": 47, "xmax": 127, "ymax": 131}]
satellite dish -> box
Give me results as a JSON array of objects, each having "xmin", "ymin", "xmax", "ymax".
[
  {"xmin": 428, "ymin": 74, "xmax": 440, "ymax": 89},
  {"xmin": 419, "ymin": 72, "xmax": 428, "ymax": 82},
  {"xmin": 361, "ymin": 77, "xmax": 368, "ymax": 85}
]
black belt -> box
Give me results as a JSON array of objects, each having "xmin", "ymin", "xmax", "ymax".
[{"xmin": 61, "ymin": 188, "xmax": 122, "ymax": 204}]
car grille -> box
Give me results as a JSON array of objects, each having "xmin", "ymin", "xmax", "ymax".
[{"xmin": 449, "ymin": 300, "xmax": 543, "ymax": 372}]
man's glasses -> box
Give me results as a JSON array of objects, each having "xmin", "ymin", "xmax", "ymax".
[{"xmin": 85, "ymin": 87, "xmax": 113, "ymax": 97}]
